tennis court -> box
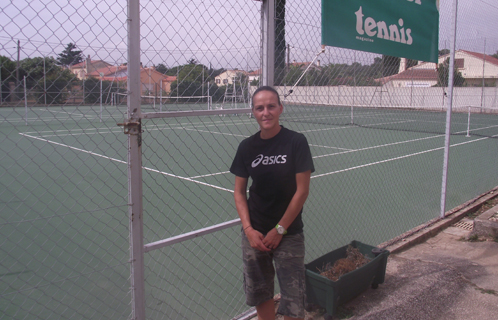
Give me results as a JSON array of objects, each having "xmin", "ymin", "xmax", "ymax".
[{"xmin": 2, "ymin": 102, "xmax": 498, "ymax": 319}]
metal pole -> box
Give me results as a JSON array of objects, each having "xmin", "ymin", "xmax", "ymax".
[
  {"xmin": 24, "ymin": 76, "xmax": 27, "ymax": 125},
  {"xmin": 100, "ymin": 78, "xmax": 103, "ymax": 122},
  {"xmin": 440, "ymin": 0, "xmax": 458, "ymax": 219},
  {"xmin": 261, "ymin": 0, "xmax": 275, "ymax": 86},
  {"xmin": 481, "ymin": 38, "xmax": 486, "ymax": 111},
  {"xmin": 127, "ymin": 0, "xmax": 145, "ymax": 319},
  {"xmin": 44, "ymin": 57, "xmax": 47, "ymax": 105},
  {"xmin": 466, "ymin": 106, "xmax": 471, "ymax": 137},
  {"xmin": 17, "ymin": 40, "xmax": 20, "ymax": 101}
]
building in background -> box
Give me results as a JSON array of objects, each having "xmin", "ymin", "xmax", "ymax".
[
  {"xmin": 70, "ymin": 55, "xmax": 113, "ymax": 80},
  {"xmin": 87, "ymin": 65, "xmax": 177, "ymax": 96},
  {"xmin": 214, "ymin": 69, "xmax": 247, "ymax": 86},
  {"xmin": 379, "ymin": 50, "xmax": 498, "ymax": 87}
]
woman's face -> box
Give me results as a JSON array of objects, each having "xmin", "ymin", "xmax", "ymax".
[{"xmin": 252, "ymin": 90, "xmax": 283, "ymax": 137}]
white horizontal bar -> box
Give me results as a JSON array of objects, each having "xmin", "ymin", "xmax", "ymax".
[
  {"xmin": 144, "ymin": 218, "xmax": 241, "ymax": 252},
  {"xmin": 141, "ymin": 108, "xmax": 251, "ymax": 119}
]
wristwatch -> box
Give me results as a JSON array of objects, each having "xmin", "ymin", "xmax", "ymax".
[{"xmin": 275, "ymin": 224, "xmax": 287, "ymax": 235}]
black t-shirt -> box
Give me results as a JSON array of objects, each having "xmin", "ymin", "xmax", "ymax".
[{"xmin": 230, "ymin": 126, "xmax": 315, "ymax": 235}]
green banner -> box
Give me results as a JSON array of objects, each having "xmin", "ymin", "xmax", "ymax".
[{"xmin": 322, "ymin": 0, "xmax": 439, "ymax": 62}]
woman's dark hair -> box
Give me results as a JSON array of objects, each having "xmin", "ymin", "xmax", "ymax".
[{"xmin": 251, "ymin": 86, "xmax": 281, "ymax": 108}]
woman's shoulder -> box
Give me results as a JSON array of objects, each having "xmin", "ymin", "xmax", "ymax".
[
  {"xmin": 280, "ymin": 127, "xmax": 307, "ymax": 141},
  {"xmin": 238, "ymin": 131, "xmax": 260, "ymax": 148}
]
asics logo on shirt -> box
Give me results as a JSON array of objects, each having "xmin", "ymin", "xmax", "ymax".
[{"xmin": 251, "ymin": 154, "xmax": 287, "ymax": 168}]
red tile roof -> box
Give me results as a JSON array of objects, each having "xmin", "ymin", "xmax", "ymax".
[
  {"xmin": 460, "ymin": 50, "xmax": 498, "ymax": 66},
  {"xmin": 88, "ymin": 65, "xmax": 128, "ymax": 77}
]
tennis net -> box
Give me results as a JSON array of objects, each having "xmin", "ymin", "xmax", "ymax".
[
  {"xmin": 112, "ymin": 93, "xmax": 213, "ymax": 112},
  {"xmin": 280, "ymin": 103, "xmax": 498, "ymax": 138}
]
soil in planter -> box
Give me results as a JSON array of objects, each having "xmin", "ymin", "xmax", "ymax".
[{"xmin": 318, "ymin": 245, "xmax": 371, "ymax": 281}]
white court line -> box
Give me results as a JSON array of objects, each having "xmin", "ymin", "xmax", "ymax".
[
  {"xmin": 190, "ymin": 171, "xmax": 230, "ymax": 179},
  {"xmin": 313, "ymin": 123, "xmax": 498, "ymax": 159},
  {"xmin": 309, "ymin": 143, "xmax": 353, "ymax": 151},
  {"xmin": 183, "ymin": 127, "xmax": 247, "ymax": 138},
  {"xmin": 188, "ymin": 133, "xmax": 447, "ymax": 178},
  {"xmin": 313, "ymin": 134, "xmax": 445, "ymax": 159},
  {"xmin": 312, "ymin": 134, "xmax": 496, "ymax": 179},
  {"xmin": 39, "ymin": 108, "xmax": 86, "ymax": 117},
  {"xmin": 20, "ymin": 119, "xmax": 497, "ymax": 186},
  {"xmin": 19, "ymin": 133, "xmax": 234, "ymax": 194},
  {"xmin": 31, "ymin": 129, "xmax": 123, "ymax": 138},
  {"xmin": 24, "ymin": 127, "xmax": 107, "ymax": 135}
]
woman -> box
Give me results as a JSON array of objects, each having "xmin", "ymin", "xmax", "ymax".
[{"xmin": 230, "ymin": 86, "xmax": 314, "ymax": 320}]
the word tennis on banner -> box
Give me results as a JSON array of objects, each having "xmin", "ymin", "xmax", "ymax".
[{"xmin": 322, "ymin": 0, "xmax": 439, "ymax": 62}]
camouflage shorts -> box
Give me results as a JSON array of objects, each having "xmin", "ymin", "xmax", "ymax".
[{"xmin": 241, "ymin": 231, "xmax": 306, "ymax": 319}]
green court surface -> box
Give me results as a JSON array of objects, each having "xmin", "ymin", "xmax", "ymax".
[{"xmin": 1, "ymin": 103, "xmax": 497, "ymax": 319}]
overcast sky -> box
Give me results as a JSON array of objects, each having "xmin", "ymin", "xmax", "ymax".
[{"xmin": 1, "ymin": 0, "xmax": 497, "ymax": 70}]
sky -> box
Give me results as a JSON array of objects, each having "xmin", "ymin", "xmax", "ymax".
[{"xmin": 1, "ymin": 0, "xmax": 497, "ymax": 71}]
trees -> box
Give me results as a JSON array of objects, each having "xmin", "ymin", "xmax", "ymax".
[
  {"xmin": 170, "ymin": 63, "xmax": 207, "ymax": 97},
  {"xmin": 0, "ymin": 56, "xmax": 16, "ymax": 101},
  {"xmin": 492, "ymin": 51, "xmax": 498, "ymax": 59},
  {"xmin": 282, "ymin": 65, "xmax": 304, "ymax": 86},
  {"xmin": 178, "ymin": 63, "xmax": 206, "ymax": 83},
  {"xmin": 18, "ymin": 56, "xmax": 76, "ymax": 104},
  {"xmin": 57, "ymin": 43, "xmax": 84, "ymax": 67},
  {"xmin": 381, "ymin": 55, "xmax": 401, "ymax": 77},
  {"xmin": 436, "ymin": 58, "xmax": 466, "ymax": 87},
  {"xmin": 439, "ymin": 49, "xmax": 450, "ymax": 56},
  {"xmin": 154, "ymin": 63, "xmax": 168, "ymax": 74},
  {"xmin": 83, "ymin": 77, "xmax": 122, "ymax": 104}
]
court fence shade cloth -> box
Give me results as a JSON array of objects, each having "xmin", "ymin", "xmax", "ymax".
[{"xmin": 1, "ymin": 0, "xmax": 498, "ymax": 319}]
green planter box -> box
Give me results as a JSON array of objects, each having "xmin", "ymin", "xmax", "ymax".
[{"xmin": 305, "ymin": 240, "xmax": 389, "ymax": 316}]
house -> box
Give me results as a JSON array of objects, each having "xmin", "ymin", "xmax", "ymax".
[
  {"xmin": 87, "ymin": 65, "xmax": 177, "ymax": 96},
  {"xmin": 287, "ymin": 59, "xmax": 322, "ymax": 71},
  {"xmin": 443, "ymin": 50, "xmax": 498, "ymax": 87},
  {"xmin": 214, "ymin": 70, "xmax": 247, "ymax": 86},
  {"xmin": 245, "ymin": 60, "xmax": 322, "ymax": 85},
  {"xmin": 139, "ymin": 66, "xmax": 177, "ymax": 96},
  {"xmin": 247, "ymin": 69, "xmax": 261, "ymax": 84},
  {"xmin": 70, "ymin": 55, "xmax": 113, "ymax": 80},
  {"xmin": 377, "ymin": 61, "xmax": 438, "ymax": 87},
  {"xmin": 378, "ymin": 50, "xmax": 498, "ymax": 87}
]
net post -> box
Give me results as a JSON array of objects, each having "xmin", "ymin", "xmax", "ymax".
[
  {"xmin": 100, "ymin": 78, "xmax": 103, "ymax": 122},
  {"xmin": 466, "ymin": 106, "xmax": 471, "ymax": 137},
  {"xmin": 24, "ymin": 76, "xmax": 27, "ymax": 125}
]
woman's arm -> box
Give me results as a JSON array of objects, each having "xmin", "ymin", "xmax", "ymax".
[
  {"xmin": 234, "ymin": 176, "xmax": 270, "ymax": 251},
  {"xmin": 262, "ymin": 170, "xmax": 311, "ymax": 248}
]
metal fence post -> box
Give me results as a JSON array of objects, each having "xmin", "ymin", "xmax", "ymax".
[
  {"xmin": 440, "ymin": 0, "xmax": 458, "ymax": 219},
  {"xmin": 261, "ymin": 0, "xmax": 275, "ymax": 86},
  {"xmin": 127, "ymin": 0, "xmax": 146, "ymax": 319}
]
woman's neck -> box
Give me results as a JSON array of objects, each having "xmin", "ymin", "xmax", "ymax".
[{"xmin": 260, "ymin": 125, "xmax": 281, "ymax": 140}]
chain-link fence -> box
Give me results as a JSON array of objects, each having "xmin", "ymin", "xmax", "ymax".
[{"xmin": 1, "ymin": 0, "xmax": 498, "ymax": 319}]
